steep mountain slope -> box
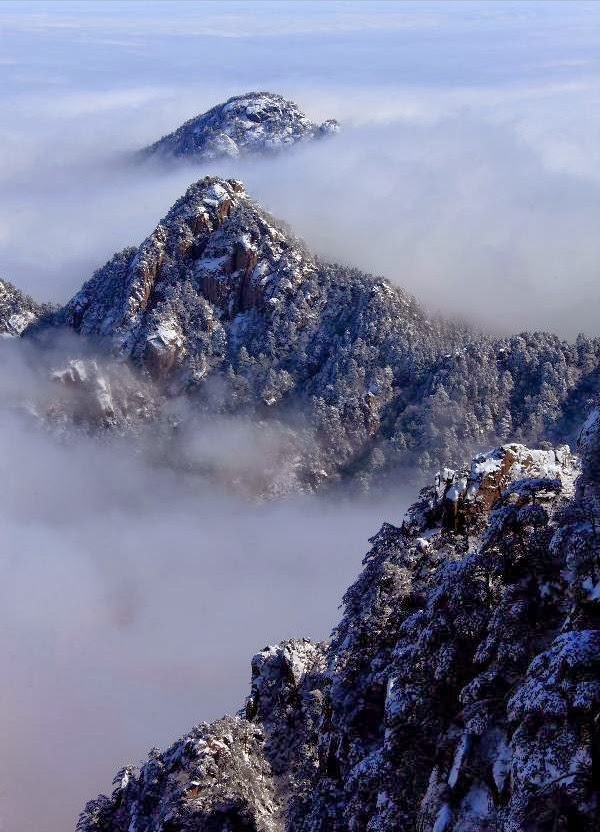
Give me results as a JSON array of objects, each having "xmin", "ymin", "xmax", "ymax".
[
  {"xmin": 30, "ymin": 175, "xmax": 600, "ymax": 490},
  {"xmin": 0, "ymin": 278, "xmax": 51, "ymax": 336},
  {"xmin": 142, "ymin": 92, "xmax": 338, "ymax": 161},
  {"xmin": 77, "ymin": 412, "xmax": 599, "ymax": 832}
]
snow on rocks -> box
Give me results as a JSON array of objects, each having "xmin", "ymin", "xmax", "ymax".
[
  {"xmin": 52, "ymin": 358, "xmax": 116, "ymax": 421},
  {"xmin": 79, "ymin": 427, "xmax": 598, "ymax": 832},
  {"xmin": 77, "ymin": 717, "xmax": 284, "ymax": 832},
  {"xmin": 10, "ymin": 175, "xmax": 599, "ymax": 495},
  {"xmin": 142, "ymin": 92, "xmax": 339, "ymax": 161},
  {"xmin": 0, "ymin": 278, "xmax": 50, "ymax": 336},
  {"xmin": 52, "ymin": 176, "xmax": 319, "ymax": 388},
  {"xmin": 324, "ymin": 435, "xmax": 596, "ymax": 832},
  {"xmin": 442, "ymin": 442, "xmax": 576, "ymax": 510},
  {"xmin": 404, "ymin": 441, "xmax": 578, "ymax": 537},
  {"xmin": 46, "ymin": 357, "xmax": 159, "ymax": 431}
]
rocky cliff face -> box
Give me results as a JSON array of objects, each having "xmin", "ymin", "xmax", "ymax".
[
  {"xmin": 142, "ymin": 92, "xmax": 338, "ymax": 161},
  {"xmin": 77, "ymin": 415, "xmax": 599, "ymax": 832},
  {"xmin": 52, "ymin": 177, "xmax": 322, "ymax": 382},
  {"xmin": 23, "ymin": 175, "xmax": 599, "ymax": 491}
]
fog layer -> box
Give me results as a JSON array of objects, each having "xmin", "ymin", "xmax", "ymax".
[
  {"xmin": 0, "ymin": 343, "xmax": 405, "ymax": 831},
  {"xmin": 0, "ymin": 3, "xmax": 599, "ymax": 831}
]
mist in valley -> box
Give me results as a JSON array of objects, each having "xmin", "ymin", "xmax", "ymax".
[
  {"xmin": 0, "ymin": 342, "xmax": 406, "ymax": 831},
  {"xmin": 1, "ymin": 2, "xmax": 599, "ymax": 830}
]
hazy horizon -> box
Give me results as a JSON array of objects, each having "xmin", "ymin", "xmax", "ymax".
[
  {"xmin": 1, "ymin": 1, "xmax": 600, "ymax": 336},
  {"xmin": 1, "ymin": 3, "xmax": 599, "ymax": 831}
]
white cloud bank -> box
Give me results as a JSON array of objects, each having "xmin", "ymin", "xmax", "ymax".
[
  {"xmin": 0, "ymin": 345, "xmax": 404, "ymax": 831},
  {"xmin": 0, "ymin": 3, "xmax": 599, "ymax": 830},
  {"xmin": 1, "ymin": 3, "xmax": 600, "ymax": 335}
]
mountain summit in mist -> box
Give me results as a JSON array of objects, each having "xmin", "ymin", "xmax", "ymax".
[
  {"xmin": 3, "ymin": 6, "xmax": 600, "ymax": 832},
  {"xmin": 12, "ymin": 175, "xmax": 600, "ymax": 492},
  {"xmin": 142, "ymin": 92, "xmax": 339, "ymax": 161}
]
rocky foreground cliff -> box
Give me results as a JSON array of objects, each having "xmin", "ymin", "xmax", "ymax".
[
  {"xmin": 10, "ymin": 175, "xmax": 599, "ymax": 494},
  {"xmin": 77, "ymin": 411, "xmax": 599, "ymax": 832}
]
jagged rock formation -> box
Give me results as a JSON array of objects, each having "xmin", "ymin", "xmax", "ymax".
[
  {"xmin": 50, "ymin": 178, "xmax": 321, "ymax": 380},
  {"xmin": 77, "ymin": 417, "xmax": 599, "ymax": 832},
  {"xmin": 23, "ymin": 175, "xmax": 599, "ymax": 490},
  {"xmin": 0, "ymin": 277, "xmax": 50, "ymax": 336},
  {"xmin": 142, "ymin": 92, "xmax": 338, "ymax": 161},
  {"xmin": 311, "ymin": 437, "xmax": 595, "ymax": 832},
  {"xmin": 78, "ymin": 640, "xmax": 326, "ymax": 832},
  {"xmin": 78, "ymin": 717, "xmax": 284, "ymax": 832}
]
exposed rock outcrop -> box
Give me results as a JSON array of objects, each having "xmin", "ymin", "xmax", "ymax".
[
  {"xmin": 46, "ymin": 357, "xmax": 159, "ymax": 430},
  {"xmin": 0, "ymin": 277, "xmax": 51, "ymax": 336},
  {"xmin": 142, "ymin": 92, "xmax": 338, "ymax": 161},
  {"xmin": 77, "ymin": 418, "xmax": 599, "ymax": 832},
  {"xmin": 50, "ymin": 178, "xmax": 320, "ymax": 384},
  {"xmin": 78, "ymin": 640, "xmax": 326, "ymax": 832},
  {"xmin": 78, "ymin": 717, "xmax": 283, "ymax": 832}
]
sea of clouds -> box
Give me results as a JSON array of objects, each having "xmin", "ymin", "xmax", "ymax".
[
  {"xmin": 0, "ymin": 338, "xmax": 401, "ymax": 831},
  {"xmin": 1, "ymin": 2, "xmax": 599, "ymax": 829}
]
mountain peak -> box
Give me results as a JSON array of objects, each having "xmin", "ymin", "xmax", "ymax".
[
  {"xmin": 0, "ymin": 278, "xmax": 51, "ymax": 336},
  {"xmin": 143, "ymin": 91, "xmax": 339, "ymax": 160},
  {"xmin": 55, "ymin": 176, "xmax": 319, "ymax": 381},
  {"xmin": 25, "ymin": 175, "xmax": 600, "ymax": 491}
]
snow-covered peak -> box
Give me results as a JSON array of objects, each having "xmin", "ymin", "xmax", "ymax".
[
  {"xmin": 52, "ymin": 176, "xmax": 318, "ymax": 385},
  {"xmin": 0, "ymin": 278, "xmax": 49, "ymax": 336},
  {"xmin": 142, "ymin": 91, "xmax": 339, "ymax": 160}
]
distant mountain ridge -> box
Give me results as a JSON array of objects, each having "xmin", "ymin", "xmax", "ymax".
[
  {"xmin": 10, "ymin": 175, "xmax": 600, "ymax": 492},
  {"xmin": 142, "ymin": 92, "xmax": 339, "ymax": 161}
]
